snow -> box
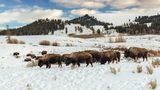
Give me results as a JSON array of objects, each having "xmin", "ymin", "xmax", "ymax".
[
  {"xmin": 146, "ymin": 23, "xmax": 152, "ymax": 27},
  {"xmin": 0, "ymin": 34, "xmax": 160, "ymax": 90},
  {"xmin": 54, "ymin": 24, "xmax": 106, "ymax": 36},
  {"xmin": 106, "ymin": 29, "xmax": 119, "ymax": 36}
]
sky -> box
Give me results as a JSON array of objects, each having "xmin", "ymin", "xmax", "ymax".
[{"xmin": 0, "ymin": 0, "xmax": 160, "ymax": 29}]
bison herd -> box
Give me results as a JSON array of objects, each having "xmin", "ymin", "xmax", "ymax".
[{"xmin": 16, "ymin": 47, "xmax": 148, "ymax": 68}]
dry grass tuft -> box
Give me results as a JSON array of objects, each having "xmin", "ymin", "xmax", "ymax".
[
  {"xmin": 66, "ymin": 43, "xmax": 73, "ymax": 47},
  {"xmin": 26, "ymin": 59, "xmax": 38, "ymax": 67},
  {"xmin": 7, "ymin": 38, "xmax": 18, "ymax": 44},
  {"xmin": 39, "ymin": 40, "xmax": 50, "ymax": 46},
  {"xmin": 108, "ymin": 37, "xmax": 114, "ymax": 43},
  {"xmin": 137, "ymin": 65, "xmax": 143, "ymax": 73},
  {"xmin": 115, "ymin": 35, "xmax": 126, "ymax": 43},
  {"xmin": 110, "ymin": 67, "xmax": 120, "ymax": 75},
  {"xmin": 148, "ymin": 79, "xmax": 157, "ymax": 89},
  {"xmin": 146, "ymin": 65, "xmax": 154, "ymax": 74},
  {"xmin": 27, "ymin": 84, "xmax": 33, "ymax": 90},
  {"xmin": 52, "ymin": 42, "xmax": 59, "ymax": 46},
  {"xmin": 19, "ymin": 40, "xmax": 25, "ymax": 44},
  {"xmin": 52, "ymin": 75, "xmax": 57, "ymax": 80},
  {"xmin": 152, "ymin": 58, "xmax": 160, "ymax": 68},
  {"xmin": 71, "ymin": 64, "xmax": 76, "ymax": 70}
]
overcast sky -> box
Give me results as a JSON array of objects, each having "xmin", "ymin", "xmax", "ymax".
[{"xmin": 0, "ymin": 0, "xmax": 160, "ymax": 29}]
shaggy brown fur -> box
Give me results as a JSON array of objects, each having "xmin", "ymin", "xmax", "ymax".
[
  {"xmin": 38, "ymin": 54, "xmax": 62, "ymax": 68},
  {"xmin": 84, "ymin": 50, "xmax": 101, "ymax": 62},
  {"xmin": 65, "ymin": 52, "xmax": 93, "ymax": 67},
  {"xmin": 100, "ymin": 51, "xmax": 118, "ymax": 64},
  {"xmin": 124, "ymin": 47, "xmax": 148, "ymax": 61},
  {"xmin": 115, "ymin": 51, "xmax": 121, "ymax": 62},
  {"xmin": 61, "ymin": 54, "xmax": 70, "ymax": 62}
]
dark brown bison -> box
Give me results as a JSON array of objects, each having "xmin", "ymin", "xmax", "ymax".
[
  {"xmin": 65, "ymin": 52, "xmax": 93, "ymax": 67},
  {"xmin": 84, "ymin": 50, "xmax": 101, "ymax": 62},
  {"xmin": 26, "ymin": 53, "xmax": 36, "ymax": 59},
  {"xmin": 13, "ymin": 52, "xmax": 19, "ymax": 56},
  {"xmin": 24, "ymin": 58, "xmax": 31, "ymax": 62},
  {"xmin": 124, "ymin": 47, "xmax": 148, "ymax": 61},
  {"xmin": 38, "ymin": 54, "xmax": 62, "ymax": 68},
  {"xmin": 41, "ymin": 51, "xmax": 47, "ymax": 55},
  {"xmin": 100, "ymin": 51, "xmax": 118, "ymax": 64}
]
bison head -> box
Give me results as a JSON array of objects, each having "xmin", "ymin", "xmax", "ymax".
[
  {"xmin": 65, "ymin": 57, "xmax": 72, "ymax": 66},
  {"xmin": 100, "ymin": 59, "xmax": 107, "ymax": 64},
  {"xmin": 38, "ymin": 60, "xmax": 44, "ymax": 67},
  {"xmin": 124, "ymin": 50, "xmax": 130, "ymax": 58}
]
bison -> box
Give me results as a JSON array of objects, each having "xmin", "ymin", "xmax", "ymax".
[
  {"xmin": 41, "ymin": 51, "xmax": 47, "ymax": 55},
  {"xmin": 13, "ymin": 52, "xmax": 19, "ymax": 56},
  {"xmin": 100, "ymin": 51, "xmax": 118, "ymax": 64},
  {"xmin": 38, "ymin": 54, "xmax": 62, "ymax": 68},
  {"xmin": 26, "ymin": 53, "xmax": 36, "ymax": 59},
  {"xmin": 24, "ymin": 58, "xmax": 31, "ymax": 62},
  {"xmin": 64, "ymin": 52, "xmax": 93, "ymax": 67},
  {"xmin": 124, "ymin": 47, "xmax": 148, "ymax": 62},
  {"xmin": 84, "ymin": 50, "xmax": 101, "ymax": 62}
]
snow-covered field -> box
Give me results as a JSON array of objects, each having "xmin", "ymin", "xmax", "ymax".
[{"xmin": 0, "ymin": 34, "xmax": 160, "ymax": 90}]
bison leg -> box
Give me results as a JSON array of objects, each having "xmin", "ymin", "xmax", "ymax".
[
  {"xmin": 143, "ymin": 56, "xmax": 145, "ymax": 62},
  {"xmin": 48, "ymin": 64, "xmax": 51, "ymax": 68},
  {"xmin": 58, "ymin": 62, "xmax": 62, "ymax": 67},
  {"xmin": 90, "ymin": 61, "xmax": 93, "ymax": 67},
  {"xmin": 108, "ymin": 59, "xmax": 111, "ymax": 64},
  {"xmin": 111, "ymin": 60, "xmax": 114, "ymax": 63},
  {"xmin": 144, "ymin": 54, "xmax": 148, "ymax": 61},
  {"xmin": 86, "ymin": 61, "xmax": 89, "ymax": 67},
  {"xmin": 146, "ymin": 56, "xmax": 148, "ymax": 61},
  {"xmin": 77, "ymin": 62, "xmax": 80, "ymax": 67},
  {"xmin": 46, "ymin": 63, "xmax": 51, "ymax": 68},
  {"xmin": 46, "ymin": 64, "xmax": 49, "ymax": 68}
]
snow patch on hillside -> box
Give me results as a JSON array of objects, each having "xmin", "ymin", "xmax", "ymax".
[{"xmin": 54, "ymin": 24, "xmax": 106, "ymax": 36}]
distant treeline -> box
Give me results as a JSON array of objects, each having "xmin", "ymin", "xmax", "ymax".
[{"xmin": 116, "ymin": 14, "xmax": 160, "ymax": 35}]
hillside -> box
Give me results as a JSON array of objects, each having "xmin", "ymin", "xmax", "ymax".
[
  {"xmin": 68, "ymin": 14, "xmax": 110, "ymax": 29},
  {"xmin": 0, "ymin": 19, "xmax": 65, "ymax": 35},
  {"xmin": 0, "ymin": 14, "xmax": 110, "ymax": 36}
]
